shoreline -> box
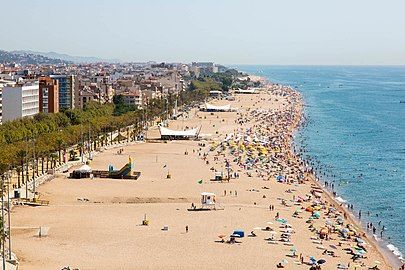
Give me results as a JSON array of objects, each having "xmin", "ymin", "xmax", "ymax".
[
  {"xmin": 273, "ymin": 80, "xmax": 401, "ymax": 269},
  {"xmin": 10, "ymin": 79, "xmax": 400, "ymax": 269}
]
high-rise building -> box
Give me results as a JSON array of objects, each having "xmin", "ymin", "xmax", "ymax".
[
  {"xmin": 2, "ymin": 83, "xmax": 39, "ymax": 122},
  {"xmin": 39, "ymin": 77, "xmax": 59, "ymax": 113},
  {"xmin": 50, "ymin": 75, "xmax": 75, "ymax": 110}
]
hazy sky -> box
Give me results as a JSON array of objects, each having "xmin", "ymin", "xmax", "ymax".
[{"xmin": 1, "ymin": 0, "xmax": 405, "ymax": 64}]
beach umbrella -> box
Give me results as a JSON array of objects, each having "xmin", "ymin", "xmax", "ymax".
[
  {"xmin": 276, "ymin": 218, "xmax": 285, "ymax": 223},
  {"xmin": 329, "ymin": 244, "xmax": 337, "ymax": 250},
  {"xmin": 306, "ymin": 206, "xmax": 314, "ymax": 212},
  {"xmin": 317, "ymin": 259, "xmax": 326, "ymax": 264},
  {"xmin": 355, "ymin": 237, "xmax": 365, "ymax": 244},
  {"xmin": 290, "ymin": 247, "xmax": 297, "ymax": 252},
  {"xmin": 281, "ymin": 259, "xmax": 288, "ymax": 264}
]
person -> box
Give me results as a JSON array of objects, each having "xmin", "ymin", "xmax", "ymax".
[
  {"xmin": 276, "ymin": 263, "xmax": 284, "ymax": 268},
  {"xmin": 186, "ymin": 225, "xmax": 189, "ymax": 233}
]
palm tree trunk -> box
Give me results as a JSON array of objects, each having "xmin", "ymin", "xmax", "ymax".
[
  {"xmin": 20, "ymin": 161, "xmax": 24, "ymax": 185},
  {"xmin": 17, "ymin": 169, "xmax": 21, "ymax": 188},
  {"xmin": 41, "ymin": 157, "xmax": 45, "ymax": 174}
]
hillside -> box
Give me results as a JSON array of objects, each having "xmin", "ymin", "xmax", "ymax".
[{"xmin": 0, "ymin": 50, "xmax": 70, "ymax": 65}]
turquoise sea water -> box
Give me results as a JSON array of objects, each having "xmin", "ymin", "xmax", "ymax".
[{"xmin": 237, "ymin": 66, "xmax": 405, "ymax": 261}]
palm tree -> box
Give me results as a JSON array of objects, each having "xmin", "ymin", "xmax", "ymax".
[
  {"xmin": 69, "ymin": 149, "xmax": 77, "ymax": 161},
  {"xmin": 16, "ymin": 149, "xmax": 27, "ymax": 188},
  {"xmin": 77, "ymin": 142, "xmax": 83, "ymax": 159},
  {"xmin": 16, "ymin": 167, "xmax": 21, "ymax": 188},
  {"xmin": 56, "ymin": 138, "xmax": 64, "ymax": 165},
  {"xmin": 50, "ymin": 153, "xmax": 58, "ymax": 169}
]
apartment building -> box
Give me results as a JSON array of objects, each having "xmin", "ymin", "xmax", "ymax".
[
  {"xmin": 50, "ymin": 75, "xmax": 75, "ymax": 110},
  {"xmin": 2, "ymin": 83, "xmax": 39, "ymax": 122},
  {"xmin": 121, "ymin": 90, "xmax": 143, "ymax": 108},
  {"xmin": 39, "ymin": 77, "xmax": 59, "ymax": 113}
]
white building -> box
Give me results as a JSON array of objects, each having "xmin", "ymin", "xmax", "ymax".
[
  {"xmin": 0, "ymin": 80, "xmax": 17, "ymax": 124},
  {"xmin": 2, "ymin": 83, "xmax": 40, "ymax": 122}
]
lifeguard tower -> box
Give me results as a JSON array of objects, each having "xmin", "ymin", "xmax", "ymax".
[
  {"xmin": 188, "ymin": 192, "xmax": 223, "ymax": 211},
  {"xmin": 201, "ymin": 192, "xmax": 216, "ymax": 206}
]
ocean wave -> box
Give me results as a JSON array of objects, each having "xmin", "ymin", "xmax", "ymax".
[
  {"xmin": 387, "ymin": 244, "xmax": 404, "ymax": 261},
  {"xmin": 335, "ymin": 196, "xmax": 347, "ymax": 203}
]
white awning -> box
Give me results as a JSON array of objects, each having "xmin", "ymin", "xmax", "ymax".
[
  {"xmin": 159, "ymin": 126, "xmax": 199, "ymax": 137},
  {"xmin": 235, "ymin": 89, "xmax": 256, "ymax": 94},
  {"xmin": 201, "ymin": 192, "xmax": 215, "ymax": 196},
  {"xmin": 205, "ymin": 103, "xmax": 231, "ymax": 111},
  {"xmin": 77, "ymin": 164, "xmax": 92, "ymax": 172}
]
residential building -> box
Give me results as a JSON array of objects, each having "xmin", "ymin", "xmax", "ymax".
[
  {"xmin": 0, "ymin": 79, "xmax": 17, "ymax": 124},
  {"xmin": 77, "ymin": 86, "xmax": 97, "ymax": 109},
  {"xmin": 2, "ymin": 83, "xmax": 39, "ymax": 122},
  {"xmin": 39, "ymin": 77, "xmax": 59, "ymax": 113},
  {"xmin": 50, "ymin": 75, "xmax": 75, "ymax": 110},
  {"xmin": 121, "ymin": 90, "xmax": 143, "ymax": 108}
]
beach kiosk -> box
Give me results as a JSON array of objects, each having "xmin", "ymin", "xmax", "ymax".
[{"xmin": 70, "ymin": 164, "xmax": 92, "ymax": 179}]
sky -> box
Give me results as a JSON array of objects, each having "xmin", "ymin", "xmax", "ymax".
[{"xmin": 1, "ymin": 0, "xmax": 405, "ymax": 65}]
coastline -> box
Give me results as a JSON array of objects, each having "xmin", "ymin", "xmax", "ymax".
[
  {"xmin": 10, "ymin": 78, "xmax": 399, "ymax": 269},
  {"xmin": 277, "ymin": 80, "xmax": 400, "ymax": 269},
  {"xmin": 249, "ymin": 69, "xmax": 402, "ymax": 268}
]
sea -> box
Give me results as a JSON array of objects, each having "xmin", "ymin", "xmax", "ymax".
[{"xmin": 236, "ymin": 65, "xmax": 405, "ymax": 263}]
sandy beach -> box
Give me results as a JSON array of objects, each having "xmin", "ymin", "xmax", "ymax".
[{"xmin": 10, "ymin": 87, "xmax": 393, "ymax": 270}]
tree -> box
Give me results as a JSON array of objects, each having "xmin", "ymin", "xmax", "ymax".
[
  {"xmin": 55, "ymin": 138, "xmax": 64, "ymax": 165},
  {"xmin": 16, "ymin": 150, "xmax": 26, "ymax": 188}
]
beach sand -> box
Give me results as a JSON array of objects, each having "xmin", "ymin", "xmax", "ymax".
[{"xmin": 10, "ymin": 89, "xmax": 392, "ymax": 270}]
